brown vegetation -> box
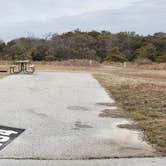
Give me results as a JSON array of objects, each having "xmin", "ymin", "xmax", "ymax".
[
  {"xmin": 117, "ymin": 123, "xmax": 138, "ymax": 130},
  {"xmin": 94, "ymin": 64, "xmax": 166, "ymax": 155},
  {"xmin": 99, "ymin": 109, "xmax": 126, "ymax": 118}
]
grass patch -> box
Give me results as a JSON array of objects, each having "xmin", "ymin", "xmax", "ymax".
[
  {"xmin": 99, "ymin": 109, "xmax": 126, "ymax": 118},
  {"xmin": 0, "ymin": 73, "xmax": 7, "ymax": 78},
  {"xmin": 96, "ymin": 102, "xmax": 117, "ymax": 107},
  {"xmin": 117, "ymin": 123, "xmax": 138, "ymax": 130},
  {"xmin": 94, "ymin": 73, "xmax": 166, "ymax": 155}
]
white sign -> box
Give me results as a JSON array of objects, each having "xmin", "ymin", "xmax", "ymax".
[{"xmin": 0, "ymin": 126, "xmax": 25, "ymax": 150}]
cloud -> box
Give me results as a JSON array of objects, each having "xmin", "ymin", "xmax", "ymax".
[
  {"xmin": 0, "ymin": 0, "xmax": 165, "ymax": 41},
  {"xmin": 0, "ymin": 0, "xmax": 141, "ymax": 23}
]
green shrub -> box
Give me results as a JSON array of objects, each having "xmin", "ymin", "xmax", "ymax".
[
  {"xmin": 104, "ymin": 47, "xmax": 126, "ymax": 62},
  {"xmin": 156, "ymin": 52, "xmax": 166, "ymax": 62}
]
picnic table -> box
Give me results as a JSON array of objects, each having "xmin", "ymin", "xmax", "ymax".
[
  {"xmin": 15, "ymin": 60, "xmax": 30, "ymax": 72},
  {"xmin": 10, "ymin": 60, "xmax": 35, "ymax": 74}
]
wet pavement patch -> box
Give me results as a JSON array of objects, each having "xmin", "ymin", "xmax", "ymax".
[
  {"xmin": 0, "ymin": 125, "xmax": 25, "ymax": 151},
  {"xmin": 73, "ymin": 121, "xmax": 93, "ymax": 130},
  {"xmin": 67, "ymin": 106, "xmax": 90, "ymax": 111},
  {"xmin": 28, "ymin": 109, "xmax": 48, "ymax": 118}
]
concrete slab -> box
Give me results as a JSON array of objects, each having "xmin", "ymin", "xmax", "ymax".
[
  {"xmin": 0, "ymin": 158, "xmax": 165, "ymax": 166},
  {"xmin": 0, "ymin": 72, "xmax": 155, "ymax": 159}
]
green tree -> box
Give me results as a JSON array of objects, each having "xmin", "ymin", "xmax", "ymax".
[
  {"xmin": 134, "ymin": 43, "xmax": 157, "ymax": 61},
  {"xmin": 31, "ymin": 45, "xmax": 49, "ymax": 61},
  {"xmin": 104, "ymin": 47, "xmax": 126, "ymax": 62},
  {"xmin": 156, "ymin": 52, "xmax": 166, "ymax": 62}
]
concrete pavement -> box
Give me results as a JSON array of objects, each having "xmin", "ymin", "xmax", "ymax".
[
  {"xmin": 0, "ymin": 72, "xmax": 164, "ymax": 165},
  {"xmin": 0, "ymin": 158, "xmax": 165, "ymax": 166}
]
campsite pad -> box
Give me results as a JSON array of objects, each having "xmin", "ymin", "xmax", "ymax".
[{"xmin": 0, "ymin": 72, "xmax": 154, "ymax": 159}]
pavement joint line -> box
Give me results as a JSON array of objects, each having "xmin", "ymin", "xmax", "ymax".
[{"xmin": 0, "ymin": 156, "xmax": 161, "ymax": 160}]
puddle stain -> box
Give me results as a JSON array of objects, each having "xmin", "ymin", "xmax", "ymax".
[
  {"xmin": 67, "ymin": 106, "xmax": 90, "ymax": 111},
  {"xmin": 73, "ymin": 121, "xmax": 93, "ymax": 130},
  {"xmin": 27, "ymin": 109, "xmax": 48, "ymax": 118}
]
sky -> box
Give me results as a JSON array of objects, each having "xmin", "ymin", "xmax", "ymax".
[{"xmin": 0, "ymin": 0, "xmax": 165, "ymax": 41}]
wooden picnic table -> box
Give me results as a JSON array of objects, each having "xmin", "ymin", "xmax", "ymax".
[
  {"xmin": 10, "ymin": 60, "xmax": 35, "ymax": 74},
  {"xmin": 14, "ymin": 60, "xmax": 30, "ymax": 72}
]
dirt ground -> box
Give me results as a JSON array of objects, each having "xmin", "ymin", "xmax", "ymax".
[{"xmin": 0, "ymin": 61, "xmax": 166, "ymax": 155}]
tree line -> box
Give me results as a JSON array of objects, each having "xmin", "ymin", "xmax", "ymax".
[{"xmin": 0, "ymin": 30, "xmax": 166, "ymax": 62}]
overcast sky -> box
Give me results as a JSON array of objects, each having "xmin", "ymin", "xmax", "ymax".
[{"xmin": 0, "ymin": 0, "xmax": 165, "ymax": 41}]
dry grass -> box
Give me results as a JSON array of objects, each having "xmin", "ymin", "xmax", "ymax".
[
  {"xmin": 96, "ymin": 102, "xmax": 117, "ymax": 107},
  {"xmin": 27, "ymin": 60, "xmax": 100, "ymax": 72},
  {"xmin": 0, "ymin": 73, "xmax": 7, "ymax": 78},
  {"xmin": 99, "ymin": 109, "xmax": 126, "ymax": 118},
  {"xmin": 94, "ymin": 66, "xmax": 166, "ymax": 155},
  {"xmin": 117, "ymin": 123, "xmax": 138, "ymax": 130},
  {"xmin": 0, "ymin": 60, "xmax": 100, "ymax": 73}
]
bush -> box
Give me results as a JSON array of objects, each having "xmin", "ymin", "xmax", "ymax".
[
  {"xmin": 104, "ymin": 47, "xmax": 126, "ymax": 62},
  {"xmin": 134, "ymin": 57, "xmax": 152, "ymax": 64},
  {"xmin": 155, "ymin": 52, "xmax": 166, "ymax": 62},
  {"xmin": 45, "ymin": 55, "xmax": 55, "ymax": 61}
]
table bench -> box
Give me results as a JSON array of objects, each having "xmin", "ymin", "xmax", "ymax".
[{"xmin": 9, "ymin": 60, "xmax": 35, "ymax": 74}]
